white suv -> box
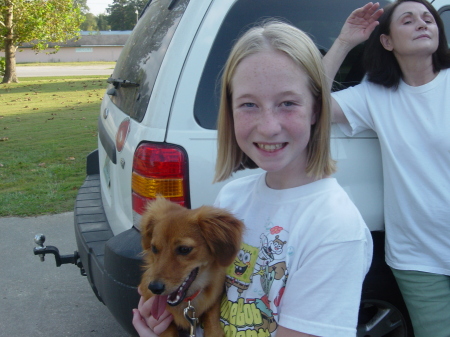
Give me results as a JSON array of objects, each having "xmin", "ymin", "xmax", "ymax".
[{"xmin": 70, "ymin": 0, "xmax": 450, "ymax": 336}]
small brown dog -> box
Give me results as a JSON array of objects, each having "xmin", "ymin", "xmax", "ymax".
[{"xmin": 138, "ymin": 197, "xmax": 244, "ymax": 337}]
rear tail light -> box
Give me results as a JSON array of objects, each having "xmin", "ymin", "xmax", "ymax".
[{"xmin": 132, "ymin": 143, "xmax": 190, "ymax": 227}]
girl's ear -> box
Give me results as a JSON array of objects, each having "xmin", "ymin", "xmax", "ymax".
[{"xmin": 380, "ymin": 34, "xmax": 393, "ymax": 51}]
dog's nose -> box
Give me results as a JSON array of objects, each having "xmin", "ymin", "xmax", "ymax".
[{"xmin": 148, "ymin": 281, "xmax": 165, "ymax": 295}]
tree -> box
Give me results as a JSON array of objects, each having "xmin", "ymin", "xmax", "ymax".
[
  {"xmin": 0, "ymin": 0, "xmax": 83, "ymax": 83},
  {"xmin": 106, "ymin": 0, "xmax": 146, "ymax": 31},
  {"xmin": 73, "ymin": 0, "xmax": 89, "ymax": 14},
  {"xmin": 97, "ymin": 14, "xmax": 111, "ymax": 31},
  {"xmin": 80, "ymin": 13, "xmax": 98, "ymax": 31}
]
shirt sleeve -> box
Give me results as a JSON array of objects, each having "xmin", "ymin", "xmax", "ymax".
[
  {"xmin": 278, "ymin": 237, "xmax": 371, "ymax": 337},
  {"xmin": 332, "ymin": 81, "xmax": 375, "ymax": 137}
]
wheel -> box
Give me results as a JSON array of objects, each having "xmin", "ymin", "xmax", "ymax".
[{"xmin": 357, "ymin": 299, "xmax": 407, "ymax": 337}]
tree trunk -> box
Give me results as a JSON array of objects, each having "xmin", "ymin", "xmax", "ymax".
[
  {"xmin": 3, "ymin": 42, "xmax": 18, "ymax": 84},
  {"xmin": 2, "ymin": 2, "xmax": 18, "ymax": 84}
]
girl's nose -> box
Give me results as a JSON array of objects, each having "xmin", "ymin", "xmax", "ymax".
[{"xmin": 257, "ymin": 109, "xmax": 282, "ymax": 136}]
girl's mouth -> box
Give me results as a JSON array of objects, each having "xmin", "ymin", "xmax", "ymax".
[{"xmin": 255, "ymin": 143, "xmax": 287, "ymax": 152}]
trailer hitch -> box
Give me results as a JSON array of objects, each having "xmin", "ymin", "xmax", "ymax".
[{"xmin": 33, "ymin": 234, "xmax": 86, "ymax": 276}]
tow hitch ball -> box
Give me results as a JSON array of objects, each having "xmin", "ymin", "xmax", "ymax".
[{"xmin": 33, "ymin": 234, "xmax": 86, "ymax": 276}]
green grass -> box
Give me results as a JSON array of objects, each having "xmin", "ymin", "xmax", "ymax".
[
  {"xmin": 0, "ymin": 75, "xmax": 107, "ymax": 216},
  {"xmin": 17, "ymin": 61, "xmax": 116, "ymax": 67}
]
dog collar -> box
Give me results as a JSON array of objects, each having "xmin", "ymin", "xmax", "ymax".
[{"xmin": 184, "ymin": 289, "xmax": 201, "ymax": 302}]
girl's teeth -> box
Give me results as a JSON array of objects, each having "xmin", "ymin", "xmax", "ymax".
[{"xmin": 257, "ymin": 143, "xmax": 284, "ymax": 151}]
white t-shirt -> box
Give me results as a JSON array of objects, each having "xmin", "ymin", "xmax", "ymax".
[
  {"xmin": 332, "ymin": 69, "xmax": 450, "ymax": 276},
  {"xmin": 208, "ymin": 174, "xmax": 372, "ymax": 337}
]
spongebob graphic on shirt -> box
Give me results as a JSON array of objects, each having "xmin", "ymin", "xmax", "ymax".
[{"xmin": 221, "ymin": 221, "xmax": 290, "ymax": 337}]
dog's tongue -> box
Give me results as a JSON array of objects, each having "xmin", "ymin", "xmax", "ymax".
[{"xmin": 151, "ymin": 295, "xmax": 168, "ymax": 320}]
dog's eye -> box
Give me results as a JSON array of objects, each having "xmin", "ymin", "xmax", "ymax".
[
  {"xmin": 151, "ymin": 245, "xmax": 158, "ymax": 254},
  {"xmin": 177, "ymin": 246, "xmax": 193, "ymax": 256}
]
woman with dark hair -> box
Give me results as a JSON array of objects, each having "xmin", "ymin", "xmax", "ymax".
[
  {"xmin": 363, "ymin": 0, "xmax": 450, "ymax": 88},
  {"xmin": 323, "ymin": 1, "xmax": 450, "ymax": 336}
]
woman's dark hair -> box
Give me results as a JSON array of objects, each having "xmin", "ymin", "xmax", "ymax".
[{"xmin": 363, "ymin": 0, "xmax": 450, "ymax": 89}]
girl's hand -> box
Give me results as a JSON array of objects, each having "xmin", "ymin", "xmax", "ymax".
[
  {"xmin": 338, "ymin": 2, "xmax": 384, "ymax": 49},
  {"xmin": 132, "ymin": 295, "xmax": 174, "ymax": 337}
]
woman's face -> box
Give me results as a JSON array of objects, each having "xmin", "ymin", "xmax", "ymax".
[
  {"xmin": 380, "ymin": 2, "xmax": 439, "ymax": 59},
  {"xmin": 230, "ymin": 49, "xmax": 317, "ymax": 189}
]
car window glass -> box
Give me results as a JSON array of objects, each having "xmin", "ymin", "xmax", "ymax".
[
  {"xmin": 108, "ymin": 0, "xmax": 189, "ymax": 122},
  {"xmin": 438, "ymin": 6, "xmax": 450, "ymax": 47},
  {"xmin": 194, "ymin": 0, "xmax": 390, "ymax": 130}
]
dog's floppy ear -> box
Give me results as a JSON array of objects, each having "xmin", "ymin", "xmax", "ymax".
[
  {"xmin": 140, "ymin": 201, "xmax": 159, "ymax": 250},
  {"xmin": 197, "ymin": 207, "xmax": 244, "ymax": 267}
]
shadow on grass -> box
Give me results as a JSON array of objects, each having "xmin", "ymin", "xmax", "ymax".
[
  {"xmin": 0, "ymin": 76, "xmax": 108, "ymax": 217},
  {"xmin": 0, "ymin": 76, "xmax": 109, "ymax": 95}
]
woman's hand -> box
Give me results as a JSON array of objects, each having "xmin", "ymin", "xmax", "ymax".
[
  {"xmin": 322, "ymin": 3, "xmax": 384, "ymax": 122},
  {"xmin": 338, "ymin": 2, "xmax": 384, "ymax": 49},
  {"xmin": 132, "ymin": 295, "xmax": 174, "ymax": 337}
]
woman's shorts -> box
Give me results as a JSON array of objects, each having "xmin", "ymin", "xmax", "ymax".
[{"xmin": 391, "ymin": 268, "xmax": 450, "ymax": 337}]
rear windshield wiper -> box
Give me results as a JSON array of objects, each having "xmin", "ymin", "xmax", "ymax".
[{"xmin": 107, "ymin": 77, "xmax": 140, "ymax": 89}]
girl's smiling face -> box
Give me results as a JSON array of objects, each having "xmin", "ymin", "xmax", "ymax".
[{"xmin": 231, "ymin": 49, "xmax": 317, "ymax": 189}]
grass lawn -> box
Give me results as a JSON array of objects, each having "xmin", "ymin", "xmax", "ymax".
[
  {"xmin": 0, "ymin": 75, "xmax": 107, "ymax": 216},
  {"xmin": 17, "ymin": 61, "xmax": 116, "ymax": 67}
]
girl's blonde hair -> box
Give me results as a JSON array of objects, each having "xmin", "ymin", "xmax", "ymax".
[{"xmin": 214, "ymin": 20, "xmax": 336, "ymax": 182}]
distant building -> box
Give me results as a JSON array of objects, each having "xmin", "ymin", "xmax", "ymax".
[{"xmin": 1, "ymin": 31, "xmax": 131, "ymax": 63}]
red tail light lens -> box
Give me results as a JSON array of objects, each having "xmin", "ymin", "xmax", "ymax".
[{"xmin": 132, "ymin": 143, "xmax": 190, "ymax": 216}]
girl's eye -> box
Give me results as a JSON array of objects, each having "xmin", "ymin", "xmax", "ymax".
[
  {"xmin": 282, "ymin": 101, "xmax": 295, "ymax": 107},
  {"xmin": 243, "ymin": 102, "xmax": 255, "ymax": 108}
]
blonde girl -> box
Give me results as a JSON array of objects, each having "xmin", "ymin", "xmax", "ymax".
[{"xmin": 133, "ymin": 21, "xmax": 373, "ymax": 337}]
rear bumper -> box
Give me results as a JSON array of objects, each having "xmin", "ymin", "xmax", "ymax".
[{"xmin": 74, "ymin": 151, "xmax": 142, "ymax": 336}]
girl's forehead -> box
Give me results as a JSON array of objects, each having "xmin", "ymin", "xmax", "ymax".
[
  {"xmin": 240, "ymin": 49, "xmax": 289, "ymax": 65},
  {"xmin": 232, "ymin": 50, "xmax": 307, "ymax": 81},
  {"xmin": 232, "ymin": 52, "xmax": 307, "ymax": 85}
]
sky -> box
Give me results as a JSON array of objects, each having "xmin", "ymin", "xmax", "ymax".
[{"xmin": 87, "ymin": 0, "xmax": 112, "ymax": 15}]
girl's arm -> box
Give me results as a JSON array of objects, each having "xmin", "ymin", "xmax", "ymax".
[{"xmin": 322, "ymin": 2, "xmax": 383, "ymax": 123}]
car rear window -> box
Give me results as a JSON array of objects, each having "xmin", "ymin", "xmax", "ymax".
[
  {"xmin": 108, "ymin": 0, "xmax": 190, "ymax": 122},
  {"xmin": 194, "ymin": 0, "xmax": 390, "ymax": 130},
  {"xmin": 438, "ymin": 6, "xmax": 450, "ymax": 47}
]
